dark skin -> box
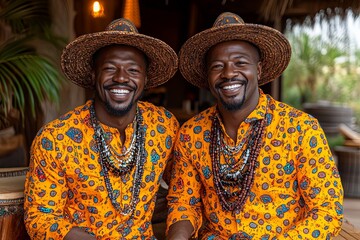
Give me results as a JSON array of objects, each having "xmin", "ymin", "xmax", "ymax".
[
  {"xmin": 94, "ymin": 44, "xmax": 147, "ymax": 143},
  {"xmin": 64, "ymin": 45, "xmax": 147, "ymax": 240},
  {"xmin": 64, "ymin": 227, "xmax": 97, "ymax": 240},
  {"xmin": 167, "ymin": 221, "xmax": 194, "ymax": 240},
  {"xmin": 207, "ymin": 40, "xmax": 262, "ymax": 142},
  {"xmin": 167, "ymin": 40, "xmax": 262, "ymax": 240}
]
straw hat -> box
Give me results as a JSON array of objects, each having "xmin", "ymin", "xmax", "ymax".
[
  {"xmin": 179, "ymin": 12, "xmax": 291, "ymax": 88},
  {"xmin": 61, "ymin": 18, "xmax": 178, "ymax": 89}
]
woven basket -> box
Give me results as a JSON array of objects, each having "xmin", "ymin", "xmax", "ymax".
[{"xmin": 335, "ymin": 146, "xmax": 360, "ymax": 198}]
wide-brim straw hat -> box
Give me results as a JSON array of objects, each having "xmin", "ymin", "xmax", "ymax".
[
  {"xmin": 61, "ymin": 18, "xmax": 178, "ymax": 89},
  {"xmin": 179, "ymin": 12, "xmax": 291, "ymax": 88}
]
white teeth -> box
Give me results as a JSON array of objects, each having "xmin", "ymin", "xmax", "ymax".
[
  {"xmin": 110, "ymin": 89, "xmax": 130, "ymax": 94},
  {"xmin": 222, "ymin": 84, "xmax": 242, "ymax": 90}
]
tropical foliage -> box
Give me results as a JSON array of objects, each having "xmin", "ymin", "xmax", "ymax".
[
  {"xmin": 0, "ymin": 0, "xmax": 65, "ymax": 129},
  {"xmin": 283, "ymin": 9, "xmax": 360, "ymax": 123}
]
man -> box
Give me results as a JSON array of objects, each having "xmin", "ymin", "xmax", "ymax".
[
  {"xmin": 167, "ymin": 12, "xmax": 343, "ymax": 239},
  {"xmin": 24, "ymin": 18, "xmax": 179, "ymax": 239}
]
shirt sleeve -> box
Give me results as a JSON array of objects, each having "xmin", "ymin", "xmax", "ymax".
[
  {"xmin": 282, "ymin": 119, "xmax": 344, "ymax": 239},
  {"xmin": 166, "ymin": 130, "xmax": 204, "ymax": 237},
  {"xmin": 24, "ymin": 129, "xmax": 73, "ymax": 239},
  {"xmin": 162, "ymin": 115, "xmax": 180, "ymax": 185}
]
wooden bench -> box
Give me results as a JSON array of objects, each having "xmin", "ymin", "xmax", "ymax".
[{"xmin": 334, "ymin": 219, "xmax": 360, "ymax": 240}]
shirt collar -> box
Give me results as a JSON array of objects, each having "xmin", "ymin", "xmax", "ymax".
[
  {"xmin": 212, "ymin": 89, "xmax": 269, "ymax": 124},
  {"xmin": 244, "ymin": 90, "xmax": 268, "ymax": 123}
]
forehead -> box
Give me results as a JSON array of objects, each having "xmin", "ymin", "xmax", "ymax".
[
  {"xmin": 207, "ymin": 40, "xmax": 260, "ymax": 59},
  {"xmin": 93, "ymin": 44, "xmax": 147, "ymax": 63}
]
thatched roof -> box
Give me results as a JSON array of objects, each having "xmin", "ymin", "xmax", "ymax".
[
  {"xmin": 260, "ymin": 0, "xmax": 360, "ymax": 25},
  {"xmin": 193, "ymin": 0, "xmax": 360, "ymax": 30}
]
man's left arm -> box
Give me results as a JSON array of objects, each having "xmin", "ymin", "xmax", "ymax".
[
  {"xmin": 283, "ymin": 119, "xmax": 343, "ymax": 239},
  {"xmin": 162, "ymin": 113, "xmax": 180, "ymax": 185}
]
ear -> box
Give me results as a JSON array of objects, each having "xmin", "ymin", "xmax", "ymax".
[
  {"xmin": 257, "ymin": 61, "xmax": 262, "ymax": 80},
  {"xmin": 91, "ymin": 71, "xmax": 95, "ymax": 79},
  {"xmin": 91, "ymin": 70, "xmax": 96, "ymax": 85},
  {"xmin": 144, "ymin": 76, "xmax": 148, "ymax": 85}
]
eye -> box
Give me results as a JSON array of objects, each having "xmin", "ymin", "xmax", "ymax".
[
  {"xmin": 209, "ymin": 63, "xmax": 223, "ymax": 71},
  {"xmin": 104, "ymin": 67, "xmax": 115, "ymax": 70},
  {"xmin": 102, "ymin": 64, "xmax": 116, "ymax": 72},
  {"xmin": 128, "ymin": 69, "xmax": 142, "ymax": 76},
  {"xmin": 129, "ymin": 67, "xmax": 141, "ymax": 73},
  {"xmin": 235, "ymin": 60, "xmax": 247, "ymax": 66}
]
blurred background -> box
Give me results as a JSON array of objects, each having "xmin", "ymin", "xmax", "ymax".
[{"xmin": 0, "ymin": 0, "xmax": 359, "ymax": 238}]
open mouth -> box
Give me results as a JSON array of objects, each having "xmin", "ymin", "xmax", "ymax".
[
  {"xmin": 106, "ymin": 85, "xmax": 134, "ymax": 101},
  {"xmin": 221, "ymin": 83, "xmax": 243, "ymax": 91},
  {"xmin": 109, "ymin": 88, "xmax": 130, "ymax": 95},
  {"xmin": 218, "ymin": 81, "xmax": 246, "ymax": 97}
]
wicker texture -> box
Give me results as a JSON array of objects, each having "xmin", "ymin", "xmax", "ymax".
[
  {"xmin": 179, "ymin": 12, "xmax": 291, "ymax": 89},
  {"xmin": 61, "ymin": 18, "xmax": 178, "ymax": 89}
]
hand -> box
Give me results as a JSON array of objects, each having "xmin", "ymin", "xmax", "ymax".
[
  {"xmin": 167, "ymin": 220, "xmax": 194, "ymax": 240},
  {"xmin": 64, "ymin": 227, "xmax": 97, "ymax": 240}
]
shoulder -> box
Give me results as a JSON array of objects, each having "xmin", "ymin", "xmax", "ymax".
[
  {"xmin": 35, "ymin": 102, "xmax": 91, "ymax": 139},
  {"xmin": 139, "ymin": 101, "xmax": 180, "ymax": 128},
  {"xmin": 267, "ymin": 96, "xmax": 317, "ymax": 124},
  {"xmin": 179, "ymin": 106, "xmax": 215, "ymax": 135}
]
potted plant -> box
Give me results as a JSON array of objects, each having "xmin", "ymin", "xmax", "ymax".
[{"xmin": 0, "ymin": 0, "xmax": 65, "ymax": 166}]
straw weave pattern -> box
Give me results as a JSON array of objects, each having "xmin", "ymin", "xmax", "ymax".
[
  {"xmin": 61, "ymin": 23, "xmax": 178, "ymax": 89},
  {"xmin": 179, "ymin": 20, "xmax": 291, "ymax": 89}
]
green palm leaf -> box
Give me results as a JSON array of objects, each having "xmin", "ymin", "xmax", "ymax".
[
  {"xmin": 0, "ymin": 39, "xmax": 62, "ymax": 119},
  {"xmin": 0, "ymin": 0, "xmax": 51, "ymax": 35},
  {"xmin": 0, "ymin": 0, "xmax": 65, "ymax": 128}
]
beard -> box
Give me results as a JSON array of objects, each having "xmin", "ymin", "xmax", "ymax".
[
  {"xmin": 96, "ymin": 90, "xmax": 144, "ymax": 117},
  {"xmin": 105, "ymin": 99, "xmax": 134, "ymax": 116},
  {"xmin": 216, "ymin": 79, "xmax": 247, "ymax": 111},
  {"xmin": 220, "ymin": 93, "xmax": 246, "ymax": 111}
]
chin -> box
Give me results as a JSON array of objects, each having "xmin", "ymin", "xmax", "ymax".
[
  {"xmin": 106, "ymin": 102, "xmax": 134, "ymax": 117},
  {"xmin": 221, "ymin": 97, "xmax": 245, "ymax": 111}
]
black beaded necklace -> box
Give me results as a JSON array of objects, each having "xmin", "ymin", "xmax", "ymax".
[
  {"xmin": 90, "ymin": 101, "xmax": 146, "ymax": 215},
  {"xmin": 210, "ymin": 110, "xmax": 266, "ymax": 213}
]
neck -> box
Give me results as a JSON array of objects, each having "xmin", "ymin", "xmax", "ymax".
[
  {"xmin": 93, "ymin": 99, "xmax": 137, "ymax": 142},
  {"xmin": 218, "ymin": 91, "xmax": 260, "ymax": 142}
]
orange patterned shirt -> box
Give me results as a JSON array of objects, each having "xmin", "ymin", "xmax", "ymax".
[
  {"xmin": 167, "ymin": 92, "xmax": 343, "ymax": 239},
  {"xmin": 24, "ymin": 100, "xmax": 179, "ymax": 239}
]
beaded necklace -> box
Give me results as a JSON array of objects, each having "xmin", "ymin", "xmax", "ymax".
[
  {"xmin": 90, "ymin": 101, "xmax": 146, "ymax": 215},
  {"xmin": 108, "ymin": 118, "xmax": 137, "ymax": 158},
  {"xmin": 95, "ymin": 115, "xmax": 139, "ymax": 175},
  {"xmin": 210, "ymin": 110, "xmax": 266, "ymax": 213}
]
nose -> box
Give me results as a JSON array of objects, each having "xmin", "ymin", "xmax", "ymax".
[
  {"xmin": 221, "ymin": 63, "xmax": 237, "ymax": 80},
  {"xmin": 113, "ymin": 67, "xmax": 129, "ymax": 83}
]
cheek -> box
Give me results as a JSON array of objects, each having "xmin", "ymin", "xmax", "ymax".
[
  {"xmin": 245, "ymin": 69, "xmax": 258, "ymax": 81},
  {"xmin": 207, "ymin": 82, "xmax": 218, "ymax": 97},
  {"xmin": 133, "ymin": 81, "xmax": 141, "ymax": 92},
  {"xmin": 95, "ymin": 81, "xmax": 102, "ymax": 96},
  {"xmin": 93, "ymin": 71, "xmax": 102, "ymax": 84},
  {"xmin": 94, "ymin": 75, "xmax": 106, "ymax": 94},
  {"xmin": 206, "ymin": 77, "xmax": 215, "ymax": 92},
  {"xmin": 207, "ymin": 72, "xmax": 219, "ymax": 86}
]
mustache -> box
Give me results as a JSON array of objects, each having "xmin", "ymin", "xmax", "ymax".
[
  {"xmin": 104, "ymin": 83, "xmax": 136, "ymax": 91},
  {"xmin": 215, "ymin": 77, "xmax": 247, "ymax": 88}
]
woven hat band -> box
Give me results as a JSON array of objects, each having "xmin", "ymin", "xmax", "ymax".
[
  {"xmin": 213, "ymin": 12, "xmax": 245, "ymax": 27},
  {"xmin": 105, "ymin": 18, "xmax": 138, "ymax": 33}
]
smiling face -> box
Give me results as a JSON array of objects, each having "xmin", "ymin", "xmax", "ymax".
[
  {"xmin": 206, "ymin": 40, "xmax": 262, "ymax": 112},
  {"xmin": 92, "ymin": 45, "xmax": 147, "ymax": 117}
]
